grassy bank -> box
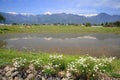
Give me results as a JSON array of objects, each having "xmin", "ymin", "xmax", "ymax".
[
  {"xmin": 0, "ymin": 49, "xmax": 120, "ymax": 78},
  {"xmin": 0, "ymin": 25, "xmax": 120, "ymax": 34},
  {"xmin": 0, "ymin": 49, "xmax": 78, "ymax": 67}
]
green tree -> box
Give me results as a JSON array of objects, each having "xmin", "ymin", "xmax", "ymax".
[
  {"xmin": 114, "ymin": 21, "xmax": 120, "ymax": 27},
  {"xmin": 101, "ymin": 23, "xmax": 104, "ymax": 26},
  {"xmin": 0, "ymin": 14, "xmax": 5, "ymax": 22},
  {"xmin": 104, "ymin": 22, "xmax": 110, "ymax": 27},
  {"xmin": 85, "ymin": 22, "xmax": 91, "ymax": 27},
  {"xmin": 12, "ymin": 23, "xmax": 18, "ymax": 25}
]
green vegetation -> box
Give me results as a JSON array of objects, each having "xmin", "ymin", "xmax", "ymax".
[
  {"xmin": 0, "ymin": 49, "xmax": 77, "ymax": 67},
  {"xmin": 0, "ymin": 14, "xmax": 5, "ymax": 22},
  {"xmin": 84, "ymin": 22, "xmax": 91, "ymax": 27},
  {"xmin": 0, "ymin": 49, "xmax": 120, "ymax": 79},
  {"xmin": 103, "ymin": 21, "xmax": 120, "ymax": 27},
  {"xmin": 0, "ymin": 25, "xmax": 120, "ymax": 34}
]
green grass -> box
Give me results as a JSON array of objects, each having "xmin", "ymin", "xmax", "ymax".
[
  {"xmin": 0, "ymin": 48, "xmax": 78, "ymax": 66},
  {"xmin": 0, "ymin": 48, "xmax": 120, "ymax": 78},
  {"xmin": 0, "ymin": 25, "xmax": 120, "ymax": 34}
]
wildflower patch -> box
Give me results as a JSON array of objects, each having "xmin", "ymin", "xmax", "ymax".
[{"xmin": 11, "ymin": 55, "xmax": 115, "ymax": 79}]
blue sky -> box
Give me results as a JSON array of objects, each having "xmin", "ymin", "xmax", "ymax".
[{"xmin": 0, "ymin": 0, "xmax": 120, "ymax": 15}]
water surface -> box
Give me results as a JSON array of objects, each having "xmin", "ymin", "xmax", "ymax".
[{"xmin": 0, "ymin": 33, "xmax": 120, "ymax": 57}]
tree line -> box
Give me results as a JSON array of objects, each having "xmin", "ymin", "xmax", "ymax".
[{"xmin": 101, "ymin": 21, "xmax": 120, "ymax": 27}]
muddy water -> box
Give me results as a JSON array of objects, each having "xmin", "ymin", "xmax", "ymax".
[{"xmin": 0, "ymin": 33, "xmax": 120, "ymax": 57}]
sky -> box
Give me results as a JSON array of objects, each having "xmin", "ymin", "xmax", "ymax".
[{"xmin": 0, "ymin": 0, "xmax": 120, "ymax": 16}]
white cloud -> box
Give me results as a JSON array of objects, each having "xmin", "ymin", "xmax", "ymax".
[
  {"xmin": 48, "ymin": 9, "xmax": 98, "ymax": 15},
  {"xmin": 7, "ymin": 12, "xmax": 18, "ymax": 15},
  {"xmin": 20, "ymin": 13, "xmax": 35, "ymax": 16},
  {"xmin": 78, "ymin": 14, "xmax": 98, "ymax": 17},
  {"xmin": 44, "ymin": 11, "xmax": 52, "ymax": 15},
  {"xmin": 7, "ymin": 11, "xmax": 99, "ymax": 17},
  {"xmin": 7, "ymin": 12, "xmax": 35, "ymax": 16}
]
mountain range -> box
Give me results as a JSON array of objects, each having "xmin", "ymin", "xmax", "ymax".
[{"xmin": 0, "ymin": 12, "xmax": 120, "ymax": 24}]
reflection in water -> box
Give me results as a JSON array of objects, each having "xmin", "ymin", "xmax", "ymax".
[
  {"xmin": 77, "ymin": 36, "xmax": 97, "ymax": 39},
  {"xmin": 0, "ymin": 33, "xmax": 120, "ymax": 57},
  {"xmin": 7, "ymin": 36, "xmax": 97, "ymax": 41},
  {"xmin": 44, "ymin": 37, "xmax": 53, "ymax": 40}
]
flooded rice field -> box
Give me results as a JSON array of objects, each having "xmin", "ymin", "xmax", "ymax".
[{"xmin": 0, "ymin": 33, "xmax": 120, "ymax": 57}]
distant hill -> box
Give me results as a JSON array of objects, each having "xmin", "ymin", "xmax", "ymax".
[{"xmin": 0, "ymin": 12, "xmax": 120, "ymax": 24}]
